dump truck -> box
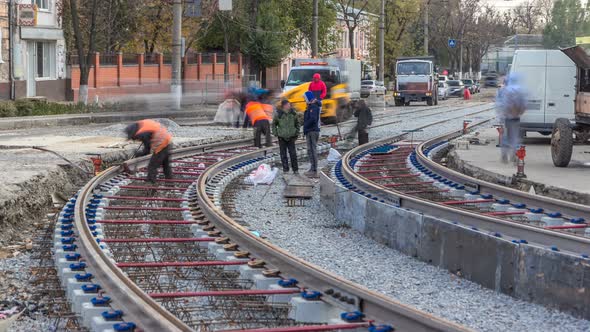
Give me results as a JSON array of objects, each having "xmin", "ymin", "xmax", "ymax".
[
  {"xmin": 393, "ymin": 56, "xmax": 438, "ymax": 106},
  {"xmin": 280, "ymin": 58, "xmax": 361, "ymax": 124}
]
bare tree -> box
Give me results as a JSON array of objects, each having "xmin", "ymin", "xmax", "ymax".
[
  {"xmin": 69, "ymin": 0, "xmax": 99, "ymax": 105},
  {"xmin": 513, "ymin": 0, "xmax": 542, "ymax": 34},
  {"xmin": 336, "ymin": 0, "xmax": 370, "ymax": 59}
]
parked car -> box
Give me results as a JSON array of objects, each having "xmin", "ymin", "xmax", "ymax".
[
  {"xmin": 447, "ymin": 80, "xmax": 465, "ymax": 97},
  {"xmin": 361, "ymin": 80, "xmax": 387, "ymax": 98},
  {"xmin": 437, "ymin": 81, "xmax": 449, "ymax": 100},
  {"xmin": 462, "ymin": 79, "xmax": 477, "ymax": 94},
  {"xmin": 484, "ymin": 74, "xmax": 499, "ymax": 87}
]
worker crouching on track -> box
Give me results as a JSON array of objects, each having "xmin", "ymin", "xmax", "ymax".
[
  {"xmin": 244, "ymin": 98, "xmax": 273, "ymax": 148},
  {"xmin": 272, "ymin": 100, "xmax": 300, "ymax": 174},
  {"xmin": 124, "ymin": 119, "xmax": 173, "ymax": 183}
]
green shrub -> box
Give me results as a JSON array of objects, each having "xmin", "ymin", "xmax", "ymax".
[
  {"xmin": 0, "ymin": 99, "xmax": 111, "ymax": 117},
  {"xmin": 0, "ymin": 101, "xmax": 17, "ymax": 117},
  {"xmin": 14, "ymin": 99, "xmax": 35, "ymax": 116}
]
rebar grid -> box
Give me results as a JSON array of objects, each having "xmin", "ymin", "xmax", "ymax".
[{"xmin": 95, "ymin": 150, "xmax": 302, "ymax": 330}]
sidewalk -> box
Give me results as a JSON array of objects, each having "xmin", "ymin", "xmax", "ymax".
[
  {"xmin": 0, "ymin": 105, "xmax": 217, "ymax": 131},
  {"xmin": 449, "ymin": 128, "xmax": 590, "ymax": 203}
]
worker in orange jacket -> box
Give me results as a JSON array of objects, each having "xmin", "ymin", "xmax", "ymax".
[
  {"xmin": 124, "ymin": 119, "xmax": 173, "ymax": 183},
  {"xmin": 243, "ymin": 99, "xmax": 273, "ymax": 148}
]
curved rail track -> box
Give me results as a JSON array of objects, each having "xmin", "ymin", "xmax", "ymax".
[
  {"xmin": 57, "ymin": 118, "xmax": 477, "ymax": 332},
  {"xmin": 337, "ymin": 122, "xmax": 590, "ymax": 257}
]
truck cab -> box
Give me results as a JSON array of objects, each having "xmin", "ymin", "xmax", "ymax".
[
  {"xmin": 393, "ymin": 58, "xmax": 438, "ymax": 106},
  {"xmin": 283, "ymin": 65, "xmax": 341, "ymax": 93},
  {"xmin": 280, "ymin": 59, "xmax": 360, "ymax": 124}
]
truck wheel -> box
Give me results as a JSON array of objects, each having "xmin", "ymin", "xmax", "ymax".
[
  {"xmin": 427, "ymin": 97, "xmax": 433, "ymax": 106},
  {"xmin": 551, "ymin": 118, "xmax": 573, "ymax": 167},
  {"xmin": 395, "ymin": 99, "xmax": 403, "ymax": 107},
  {"xmin": 404, "ymin": 101, "xmax": 411, "ymax": 106}
]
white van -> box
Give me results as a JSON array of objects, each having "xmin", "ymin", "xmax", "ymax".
[{"xmin": 510, "ymin": 50, "xmax": 576, "ymax": 134}]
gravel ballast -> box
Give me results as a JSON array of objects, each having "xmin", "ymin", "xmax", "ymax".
[
  {"xmin": 230, "ymin": 101, "xmax": 590, "ymax": 332},
  {"xmin": 232, "ymin": 165, "xmax": 590, "ymax": 332}
]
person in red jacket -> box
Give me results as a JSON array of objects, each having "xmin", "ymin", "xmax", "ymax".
[{"xmin": 308, "ymin": 73, "xmax": 327, "ymax": 101}]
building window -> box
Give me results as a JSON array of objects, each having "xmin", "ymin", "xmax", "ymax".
[
  {"xmin": 35, "ymin": 41, "xmax": 56, "ymax": 78},
  {"xmin": 33, "ymin": 0, "xmax": 49, "ymax": 10}
]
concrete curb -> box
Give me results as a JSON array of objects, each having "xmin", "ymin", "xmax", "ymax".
[
  {"xmin": 446, "ymin": 151, "xmax": 590, "ymax": 206},
  {"xmin": 320, "ymin": 171, "xmax": 590, "ymax": 320},
  {"xmin": 0, "ymin": 109, "xmax": 217, "ymax": 131}
]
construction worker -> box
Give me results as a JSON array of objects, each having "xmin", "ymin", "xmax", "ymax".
[
  {"xmin": 272, "ymin": 100, "xmax": 300, "ymax": 174},
  {"xmin": 303, "ymin": 91, "xmax": 321, "ymax": 178},
  {"xmin": 308, "ymin": 73, "xmax": 327, "ymax": 101},
  {"xmin": 124, "ymin": 119, "xmax": 173, "ymax": 183},
  {"xmin": 353, "ymin": 100, "xmax": 373, "ymax": 145},
  {"xmin": 244, "ymin": 98, "xmax": 273, "ymax": 148}
]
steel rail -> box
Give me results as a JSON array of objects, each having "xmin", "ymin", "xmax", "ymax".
[
  {"xmin": 74, "ymin": 138, "xmax": 251, "ymax": 332},
  {"xmin": 341, "ymin": 121, "xmax": 590, "ymax": 254},
  {"xmin": 415, "ymin": 129, "xmax": 590, "ymax": 220},
  {"xmin": 196, "ymin": 146, "xmax": 468, "ymax": 332}
]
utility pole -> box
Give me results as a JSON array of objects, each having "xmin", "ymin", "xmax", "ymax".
[
  {"xmin": 424, "ymin": 0, "xmax": 429, "ymax": 55},
  {"xmin": 459, "ymin": 20, "xmax": 464, "ymax": 79},
  {"xmin": 379, "ymin": 0, "xmax": 385, "ymax": 81},
  {"xmin": 171, "ymin": 0, "xmax": 182, "ymax": 110},
  {"xmin": 312, "ymin": 0, "xmax": 318, "ymax": 58}
]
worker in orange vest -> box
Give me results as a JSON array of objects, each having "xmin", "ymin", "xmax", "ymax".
[
  {"xmin": 243, "ymin": 99, "xmax": 273, "ymax": 148},
  {"xmin": 124, "ymin": 119, "xmax": 173, "ymax": 183}
]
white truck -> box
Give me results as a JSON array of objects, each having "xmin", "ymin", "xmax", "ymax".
[
  {"xmin": 510, "ymin": 50, "xmax": 577, "ymax": 135},
  {"xmin": 393, "ymin": 56, "xmax": 438, "ymax": 106}
]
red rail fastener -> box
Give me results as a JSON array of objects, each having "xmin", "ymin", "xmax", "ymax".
[
  {"xmin": 218, "ymin": 323, "xmax": 371, "ymax": 332},
  {"xmin": 484, "ymin": 211, "xmax": 526, "ymax": 216},
  {"xmin": 357, "ymin": 162, "xmax": 408, "ymax": 168},
  {"xmin": 119, "ymin": 185, "xmax": 187, "ymax": 191},
  {"xmin": 441, "ymin": 199, "xmax": 495, "ymax": 205},
  {"xmin": 116, "ymin": 260, "xmax": 248, "ymax": 268},
  {"xmin": 545, "ymin": 224, "xmax": 589, "ymax": 230},
  {"xmin": 356, "ymin": 168, "xmax": 410, "ymax": 175},
  {"xmin": 366, "ymin": 174, "xmax": 420, "ymax": 181},
  {"xmin": 101, "ymin": 238, "xmax": 214, "ymax": 243},
  {"xmin": 105, "ymin": 196, "xmax": 185, "ymax": 202},
  {"xmin": 384, "ymin": 181, "xmax": 434, "ymax": 187},
  {"xmin": 104, "ymin": 206, "xmax": 189, "ymax": 211},
  {"xmin": 149, "ymin": 289, "xmax": 300, "ymax": 299},
  {"xmin": 99, "ymin": 220, "xmax": 195, "ymax": 225},
  {"xmin": 128, "ymin": 177, "xmax": 193, "ymax": 184}
]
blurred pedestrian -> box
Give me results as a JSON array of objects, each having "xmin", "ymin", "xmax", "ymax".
[
  {"xmin": 303, "ymin": 91, "xmax": 321, "ymax": 178},
  {"xmin": 244, "ymin": 98, "xmax": 273, "ymax": 148},
  {"xmin": 272, "ymin": 100, "xmax": 300, "ymax": 174},
  {"xmin": 124, "ymin": 119, "xmax": 173, "ymax": 183},
  {"xmin": 354, "ymin": 100, "xmax": 373, "ymax": 145},
  {"xmin": 495, "ymin": 73, "xmax": 527, "ymax": 163}
]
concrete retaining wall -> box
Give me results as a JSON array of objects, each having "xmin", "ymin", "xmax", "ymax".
[{"xmin": 320, "ymin": 172, "xmax": 590, "ymax": 319}]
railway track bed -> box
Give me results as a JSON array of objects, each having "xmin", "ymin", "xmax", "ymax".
[
  {"xmin": 52, "ymin": 139, "xmax": 463, "ymax": 332},
  {"xmin": 325, "ymin": 121, "xmax": 590, "ymax": 321}
]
